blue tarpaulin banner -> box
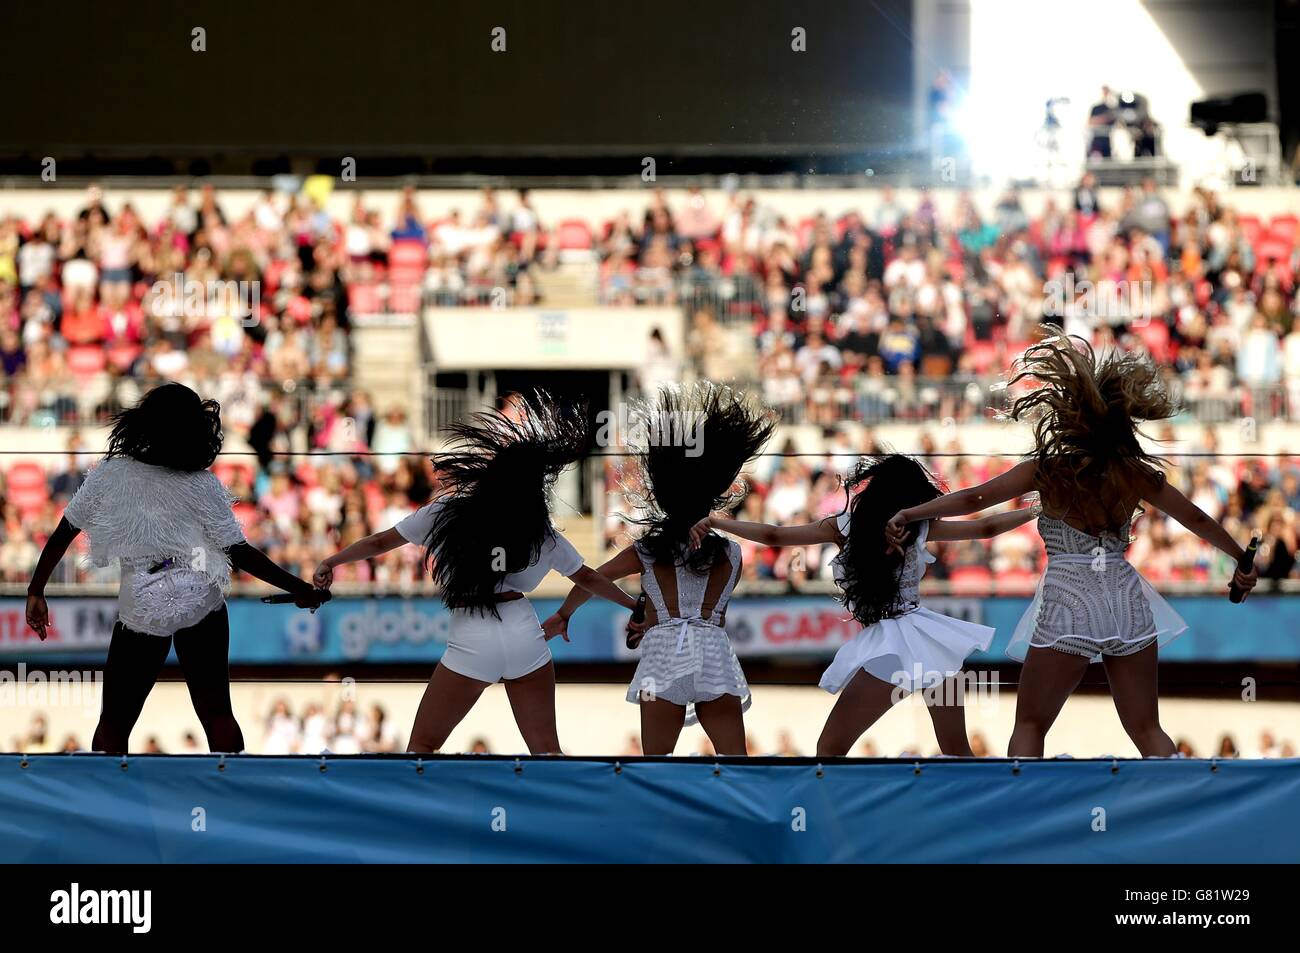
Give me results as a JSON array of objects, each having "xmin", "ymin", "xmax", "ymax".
[
  {"xmin": 1, "ymin": 755, "xmax": 1296, "ymax": 863},
  {"xmin": 3, "ymin": 594, "xmax": 1298, "ymax": 666}
]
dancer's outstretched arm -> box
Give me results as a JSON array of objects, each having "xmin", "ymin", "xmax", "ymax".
[
  {"xmin": 886, "ymin": 461, "xmax": 1037, "ymax": 545},
  {"xmin": 228, "ymin": 543, "xmax": 326, "ymax": 608},
  {"xmin": 927, "ymin": 506, "xmax": 1039, "ymax": 541},
  {"xmin": 542, "ymin": 546, "xmax": 643, "ymax": 641},
  {"xmin": 688, "ymin": 515, "xmax": 841, "ymax": 549},
  {"xmin": 25, "ymin": 517, "xmax": 81, "ymax": 640},
  {"xmin": 568, "ymin": 562, "xmax": 641, "ymax": 612},
  {"xmin": 313, "ymin": 528, "xmax": 407, "ymax": 589}
]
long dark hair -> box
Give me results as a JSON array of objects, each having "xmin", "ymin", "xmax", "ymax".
[
  {"xmin": 837, "ymin": 454, "xmax": 944, "ymax": 626},
  {"xmin": 631, "ymin": 383, "xmax": 776, "ymax": 572},
  {"xmin": 105, "ymin": 382, "xmax": 223, "ymax": 471},
  {"xmin": 423, "ymin": 390, "xmax": 588, "ymax": 616},
  {"xmin": 1007, "ymin": 328, "xmax": 1174, "ymax": 530}
]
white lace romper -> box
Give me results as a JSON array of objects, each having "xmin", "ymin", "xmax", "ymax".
[
  {"xmin": 1007, "ymin": 515, "xmax": 1188, "ymax": 661},
  {"xmin": 62, "ymin": 456, "xmax": 249, "ymax": 637},
  {"xmin": 625, "ymin": 539, "xmax": 750, "ymax": 725}
]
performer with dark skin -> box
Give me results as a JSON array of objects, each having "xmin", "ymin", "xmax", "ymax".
[{"xmin": 25, "ymin": 383, "xmax": 327, "ymax": 754}]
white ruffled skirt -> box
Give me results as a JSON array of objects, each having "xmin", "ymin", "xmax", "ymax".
[
  {"xmin": 1007, "ymin": 555, "xmax": 1188, "ymax": 662},
  {"xmin": 819, "ymin": 606, "xmax": 995, "ymax": 694},
  {"xmin": 626, "ymin": 619, "xmax": 751, "ymax": 726}
]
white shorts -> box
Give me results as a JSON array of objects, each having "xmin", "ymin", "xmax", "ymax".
[{"xmin": 439, "ymin": 597, "xmax": 552, "ymax": 684}]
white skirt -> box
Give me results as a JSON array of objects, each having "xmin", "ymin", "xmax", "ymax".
[
  {"xmin": 1007, "ymin": 556, "xmax": 1188, "ymax": 663},
  {"xmin": 819, "ymin": 606, "xmax": 995, "ymax": 694},
  {"xmin": 626, "ymin": 619, "xmax": 751, "ymax": 726}
]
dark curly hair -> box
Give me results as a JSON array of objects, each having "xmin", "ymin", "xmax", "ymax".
[
  {"xmin": 629, "ymin": 382, "xmax": 776, "ymax": 572},
  {"xmin": 105, "ymin": 382, "xmax": 224, "ymax": 472},
  {"xmin": 837, "ymin": 454, "xmax": 944, "ymax": 626},
  {"xmin": 422, "ymin": 390, "xmax": 589, "ymax": 616}
]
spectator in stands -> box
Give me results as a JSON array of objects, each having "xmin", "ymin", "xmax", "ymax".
[
  {"xmin": 22, "ymin": 714, "xmax": 54, "ymax": 753},
  {"xmin": 364, "ymin": 703, "xmax": 401, "ymax": 753},
  {"xmin": 263, "ymin": 699, "xmax": 300, "ymax": 754}
]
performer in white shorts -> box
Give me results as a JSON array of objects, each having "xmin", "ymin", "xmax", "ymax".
[{"xmin": 315, "ymin": 391, "xmax": 641, "ymax": 754}]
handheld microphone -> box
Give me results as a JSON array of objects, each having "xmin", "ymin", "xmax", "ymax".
[
  {"xmin": 261, "ymin": 589, "xmax": 332, "ymax": 612},
  {"xmin": 1228, "ymin": 536, "xmax": 1259, "ymax": 604},
  {"xmin": 625, "ymin": 593, "xmax": 648, "ymax": 650}
]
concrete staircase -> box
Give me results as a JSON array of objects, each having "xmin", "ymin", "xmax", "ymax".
[
  {"xmin": 534, "ymin": 514, "xmax": 611, "ymax": 596},
  {"xmin": 350, "ymin": 323, "xmax": 423, "ymax": 420},
  {"xmin": 533, "ymin": 262, "xmax": 599, "ymax": 308}
]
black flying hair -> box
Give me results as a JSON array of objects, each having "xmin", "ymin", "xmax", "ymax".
[
  {"xmin": 630, "ymin": 382, "xmax": 776, "ymax": 572},
  {"xmin": 837, "ymin": 454, "xmax": 945, "ymax": 627},
  {"xmin": 422, "ymin": 390, "xmax": 589, "ymax": 616},
  {"xmin": 105, "ymin": 381, "xmax": 224, "ymax": 472}
]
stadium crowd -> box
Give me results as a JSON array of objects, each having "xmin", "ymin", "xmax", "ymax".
[
  {"xmin": 0, "ymin": 184, "xmax": 361, "ymax": 428},
  {"xmin": 5, "ymin": 180, "xmax": 1300, "ymax": 430},
  {"xmin": 614, "ymin": 181, "xmax": 1300, "ymax": 426},
  {"xmin": 2, "ymin": 183, "xmax": 1299, "ymax": 584}
]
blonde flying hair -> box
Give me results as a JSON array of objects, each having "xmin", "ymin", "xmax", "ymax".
[{"xmin": 1006, "ymin": 327, "xmax": 1177, "ymax": 532}]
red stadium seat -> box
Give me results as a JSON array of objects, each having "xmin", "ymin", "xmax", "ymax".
[
  {"xmin": 994, "ymin": 568, "xmax": 1039, "ymax": 595},
  {"xmin": 555, "ymin": 219, "xmax": 593, "ymax": 250},
  {"xmin": 1255, "ymin": 239, "xmax": 1289, "ymax": 267},
  {"xmin": 387, "ymin": 284, "xmax": 422, "ymax": 312},
  {"xmin": 106, "ymin": 346, "xmax": 141, "ymax": 373},
  {"xmin": 232, "ymin": 502, "xmax": 261, "ymax": 534},
  {"xmin": 795, "ymin": 217, "xmax": 817, "ymax": 251},
  {"xmin": 1238, "ymin": 215, "xmax": 1262, "ymax": 246},
  {"xmin": 347, "ymin": 282, "xmax": 381, "ymax": 313},
  {"xmin": 948, "ymin": 566, "xmax": 993, "ymax": 595},
  {"xmin": 213, "ymin": 460, "xmax": 256, "ymax": 488},
  {"xmin": 388, "ymin": 240, "xmax": 428, "ymax": 269},
  {"xmin": 1268, "ymin": 214, "xmax": 1297, "ymax": 245},
  {"xmin": 1135, "ymin": 320, "xmax": 1171, "ymax": 364},
  {"xmin": 6, "ymin": 462, "xmax": 49, "ymax": 515},
  {"xmin": 66, "ymin": 345, "xmax": 107, "ymax": 380}
]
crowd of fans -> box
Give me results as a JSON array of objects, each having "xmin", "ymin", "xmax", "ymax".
[
  {"xmin": 605, "ymin": 422, "xmax": 1300, "ymax": 586},
  {"xmin": 0, "ymin": 182, "xmax": 579, "ymax": 428},
  {"xmin": 6, "ymin": 180, "xmax": 1299, "ymax": 432},
  {"xmin": 0, "ymin": 184, "xmax": 363, "ymax": 427},
  {"xmin": 3, "ymin": 183, "xmax": 1300, "ymax": 584},
  {"xmin": 604, "ymin": 181, "xmax": 1300, "ymax": 426}
]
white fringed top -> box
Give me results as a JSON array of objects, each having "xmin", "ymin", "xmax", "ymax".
[{"xmin": 63, "ymin": 456, "xmax": 248, "ymax": 636}]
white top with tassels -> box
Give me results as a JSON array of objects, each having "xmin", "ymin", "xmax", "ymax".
[{"xmin": 63, "ymin": 456, "xmax": 248, "ymax": 636}]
